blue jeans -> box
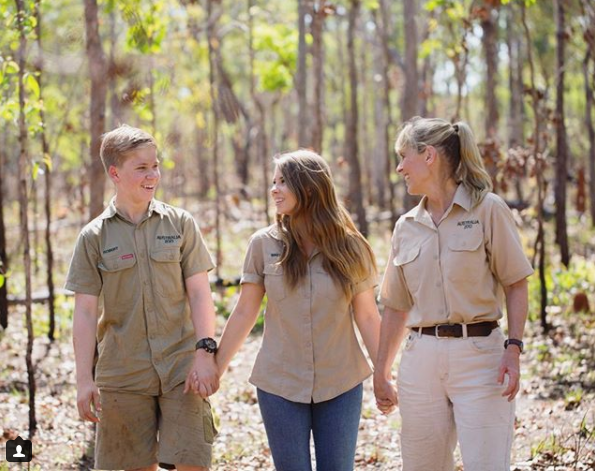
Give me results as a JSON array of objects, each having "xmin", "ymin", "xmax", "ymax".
[{"xmin": 257, "ymin": 384, "xmax": 363, "ymax": 471}]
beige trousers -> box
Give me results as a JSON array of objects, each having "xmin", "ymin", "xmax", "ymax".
[{"xmin": 397, "ymin": 328, "xmax": 515, "ymax": 471}]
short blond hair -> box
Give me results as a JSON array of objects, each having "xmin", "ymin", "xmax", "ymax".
[{"xmin": 100, "ymin": 124, "xmax": 157, "ymax": 172}]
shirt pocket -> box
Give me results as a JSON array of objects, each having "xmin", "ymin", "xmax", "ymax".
[
  {"xmin": 263, "ymin": 263, "xmax": 287, "ymax": 301},
  {"xmin": 447, "ymin": 231, "xmax": 485, "ymax": 283},
  {"xmin": 98, "ymin": 255, "xmax": 137, "ymax": 309},
  {"xmin": 315, "ymin": 267, "xmax": 344, "ymax": 300},
  {"xmin": 150, "ymin": 247, "xmax": 185, "ymax": 297},
  {"xmin": 394, "ymin": 245, "xmax": 422, "ymax": 293}
]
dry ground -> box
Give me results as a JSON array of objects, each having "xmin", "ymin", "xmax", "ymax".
[{"xmin": 1, "ymin": 307, "xmax": 594, "ymax": 471}]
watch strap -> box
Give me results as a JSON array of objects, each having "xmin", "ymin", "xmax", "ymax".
[{"xmin": 504, "ymin": 338, "xmax": 524, "ymax": 353}]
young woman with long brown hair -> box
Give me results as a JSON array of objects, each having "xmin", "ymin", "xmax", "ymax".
[{"xmin": 214, "ymin": 150, "xmax": 381, "ymax": 471}]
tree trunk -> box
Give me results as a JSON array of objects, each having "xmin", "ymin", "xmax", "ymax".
[
  {"xmin": 403, "ymin": 0, "xmax": 419, "ymax": 120},
  {"xmin": 84, "ymin": 0, "xmax": 107, "ymax": 220},
  {"xmin": 35, "ymin": 0, "xmax": 56, "ymax": 341},
  {"xmin": 376, "ymin": 0, "xmax": 397, "ymax": 219},
  {"xmin": 297, "ymin": 0, "xmax": 309, "ymax": 147},
  {"xmin": 14, "ymin": 0, "xmax": 37, "ymax": 435},
  {"xmin": 480, "ymin": 1, "xmax": 499, "ymax": 188},
  {"xmin": 207, "ymin": 0, "xmax": 222, "ymax": 275},
  {"xmin": 554, "ymin": 0, "xmax": 570, "ymax": 267},
  {"xmin": 310, "ymin": 0, "xmax": 326, "ymax": 154},
  {"xmin": 248, "ymin": 0, "xmax": 270, "ymax": 225},
  {"xmin": 372, "ymin": 14, "xmax": 387, "ymax": 209},
  {"xmin": 345, "ymin": 0, "xmax": 368, "ymax": 236},
  {"xmin": 521, "ymin": 3, "xmax": 549, "ymax": 332},
  {"xmin": 584, "ymin": 52, "xmax": 595, "ymax": 227},
  {"xmin": 0, "ymin": 142, "xmax": 8, "ymax": 330},
  {"xmin": 419, "ymin": 9, "xmax": 436, "ymax": 117}
]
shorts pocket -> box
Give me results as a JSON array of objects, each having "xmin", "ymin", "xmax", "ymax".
[
  {"xmin": 202, "ymin": 399, "xmax": 218, "ymax": 445},
  {"xmin": 403, "ymin": 332, "xmax": 420, "ymax": 351}
]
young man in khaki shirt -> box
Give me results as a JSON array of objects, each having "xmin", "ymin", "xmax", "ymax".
[{"xmin": 66, "ymin": 125, "xmax": 218, "ymax": 471}]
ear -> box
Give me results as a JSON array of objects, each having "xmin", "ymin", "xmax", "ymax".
[
  {"xmin": 424, "ymin": 146, "xmax": 437, "ymax": 165},
  {"xmin": 108, "ymin": 165, "xmax": 119, "ymax": 182}
]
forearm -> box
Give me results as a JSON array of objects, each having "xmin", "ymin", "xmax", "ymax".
[
  {"xmin": 217, "ymin": 309, "xmax": 259, "ymax": 372},
  {"xmin": 72, "ymin": 296, "xmax": 99, "ymax": 384},
  {"xmin": 354, "ymin": 310, "xmax": 381, "ymax": 367},
  {"xmin": 376, "ymin": 307, "xmax": 409, "ymax": 379},
  {"xmin": 186, "ymin": 272, "xmax": 217, "ymax": 340},
  {"xmin": 504, "ymin": 278, "xmax": 528, "ymax": 341}
]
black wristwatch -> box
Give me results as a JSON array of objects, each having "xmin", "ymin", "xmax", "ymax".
[
  {"xmin": 195, "ymin": 337, "xmax": 218, "ymax": 354},
  {"xmin": 504, "ymin": 338, "xmax": 524, "ymax": 353}
]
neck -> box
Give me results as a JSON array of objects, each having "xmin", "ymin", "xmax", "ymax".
[
  {"xmin": 425, "ymin": 179, "xmax": 458, "ymax": 222},
  {"xmin": 115, "ymin": 197, "xmax": 150, "ymax": 224}
]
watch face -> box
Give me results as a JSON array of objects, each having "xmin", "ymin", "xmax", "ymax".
[{"xmin": 205, "ymin": 339, "xmax": 216, "ymax": 350}]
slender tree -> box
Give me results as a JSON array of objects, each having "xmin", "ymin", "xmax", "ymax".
[
  {"xmin": 0, "ymin": 142, "xmax": 8, "ymax": 330},
  {"xmin": 14, "ymin": 0, "xmax": 37, "ymax": 435},
  {"xmin": 345, "ymin": 0, "xmax": 368, "ymax": 236},
  {"xmin": 521, "ymin": 2, "xmax": 548, "ymax": 332},
  {"xmin": 584, "ymin": 51, "xmax": 595, "ymax": 227},
  {"xmin": 310, "ymin": 0, "xmax": 327, "ymax": 154},
  {"xmin": 84, "ymin": 0, "xmax": 107, "ymax": 220},
  {"xmin": 207, "ymin": 0, "xmax": 222, "ymax": 275},
  {"xmin": 402, "ymin": 0, "xmax": 419, "ymax": 121},
  {"xmin": 297, "ymin": 0, "xmax": 309, "ymax": 147},
  {"xmin": 554, "ymin": 0, "xmax": 570, "ymax": 267},
  {"xmin": 34, "ymin": 0, "xmax": 56, "ymax": 341}
]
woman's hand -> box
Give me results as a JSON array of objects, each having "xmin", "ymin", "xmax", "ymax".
[{"xmin": 374, "ymin": 371, "xmax": 398, "ymax": 415}]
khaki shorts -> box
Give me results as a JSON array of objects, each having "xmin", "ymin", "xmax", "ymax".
[{"xmin": 95, "ymin": 384, "xmax": 217, "ymax": 470}]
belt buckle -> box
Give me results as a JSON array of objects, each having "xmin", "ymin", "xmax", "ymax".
[{"xmin": 435, "ymin": 324, "xmax": 448, "ymax": 338}]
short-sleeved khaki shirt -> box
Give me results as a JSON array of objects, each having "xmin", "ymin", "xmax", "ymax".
[
  {"xmin": 242, "ymin": 225, "xmax": 376, "ymax": 404},
  {"xmin": 65, "ymin": 198, "xmax": 215, "ymax": 395},
  {"xmin": 380, "ymin": 185, "xmax": 533, "ymax": 328}
]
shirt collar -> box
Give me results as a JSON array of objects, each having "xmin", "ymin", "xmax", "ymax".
[
  {"xmin": 404, "ymin": 184, "xmax": 472, "ymax": 228},
  {"xmin": 98, "ymin": 197, "xmax": 167, "ymax": 221}
]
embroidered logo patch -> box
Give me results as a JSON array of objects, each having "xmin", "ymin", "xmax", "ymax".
[
  {"xmin": 457, "ymin": 220, "xmax": 480, "ymax": 229},
  {"xmin": 102, "ymin": 246, "xmax": 118, "ymax": 254},
  {"xmin": 157, "ymin": 235, "xmax": 181, "ymax": 244},
  {"xmin": 121, "ymin": 254, "xmax": 134, "ymax": 260}
]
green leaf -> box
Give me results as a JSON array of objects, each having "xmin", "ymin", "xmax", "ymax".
[
  {"xmin": 32, "ymin": 160, "xmax": 40, "ymax": 180},
  {"xmin": 5, "ymin": 60, "xmax": 19, "ymax": 73},
  {"xmin": 0, "ymin": 273, "xmax": 4, "ymax": 288},
  {"xmin": 25, "ymin": 73, "xmax": 40, "ymax": 98},
  {"xmin": 162, "ymin": 158, "xmax": 175, "ymax": 170},
  {"xmin": 43, "ymin": 152, "xmax": 52, "ymax": 172}
]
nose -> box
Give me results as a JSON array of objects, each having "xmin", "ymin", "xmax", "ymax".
[
  {"xmin": 149, "ymin": 168, "xmax": 160, "ymax": 179},
  {"xmin": 270, "ymin": 183, "xmax": 278, "ymax": 194},
  {"xmin": 396, "ymin": 161, "xmax": 404, "ymax": 174}
]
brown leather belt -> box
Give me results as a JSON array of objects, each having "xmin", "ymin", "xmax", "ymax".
[{"xmin": 414, "ymin": 321, "xmax": 499, "ymax": 338}]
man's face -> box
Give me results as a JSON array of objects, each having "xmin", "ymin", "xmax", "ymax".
[{"xmin": 110, "ymin": 146, "xmax": 161, "ymax": 206}]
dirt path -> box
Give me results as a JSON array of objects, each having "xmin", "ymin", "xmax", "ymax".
[{"xmin": 1, "ymin": 312, "xmax": 593, "ymax": 470}]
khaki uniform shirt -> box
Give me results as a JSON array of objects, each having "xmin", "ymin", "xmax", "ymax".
[
  {"xmin": 65, "ymin": 198, "xmax": 215, "ymax": 395},
  {"xmin": 242, "ymin": 225, "xmax": 376, "ymax": 404},
  {"xmin": 380, "ymin": 185, "xmax": 533, "ymax": 328}
]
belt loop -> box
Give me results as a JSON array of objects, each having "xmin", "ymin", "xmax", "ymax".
[
  {"xmin": 415, "ymin": 327, "xmax": 422, "ymax": 338},
  {"xmin": 462, "ymin": 323, "xmax": 468, "ymax": 338}
]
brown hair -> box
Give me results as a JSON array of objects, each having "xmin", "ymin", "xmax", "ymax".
[
  {"xmin": 395, "ymin": 117, "xmax": 493, "ymax": 207},
  {"xmin": 100, "ymin": 124, "xmax": 157, "ymax": 173},
  {"xmin": 274, "ymin": 150, "xmax": 376, "ymax": 298}
]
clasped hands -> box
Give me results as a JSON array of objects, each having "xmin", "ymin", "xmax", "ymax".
[
  {"xmin": 183, "ymin": 350, "xmax": 223, "ymax": 398},
  {"xmin": 373, "ymin": 372, "xmax": 398, "ymax": 415}
]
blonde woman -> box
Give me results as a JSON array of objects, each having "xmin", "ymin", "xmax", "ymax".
[
  {"xmin": 374, "ymin": 117, "xmax": 533, "ymax": 471},
  {"xmin": 215, "ymin": 150, "xmax": 381, "ymax": 471}
]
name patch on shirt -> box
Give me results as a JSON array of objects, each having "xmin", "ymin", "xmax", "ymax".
[
  {"xmin": 121, "ymin": 253, "xmax": 134, "ymax": 260},
  {"xmin": 457, "ymin": 220, "xmax": 480, "ymax": 229},
  {"xmin": 157, "ymin": 235, "xmax": 181, "ymax": 244},
  {"xmin": 102, "ymin": 246, "xmax": 119, "ymax": 254}
]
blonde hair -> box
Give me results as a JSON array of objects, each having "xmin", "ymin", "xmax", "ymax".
[
  {"xmin": 395, "ymin": 117, "xmax": 492, "ymax": 207},
  {"xmin": 274, "ymin": 150, "xmax": 376, "ymax": 298},
  {"xmin": 100, "ymin": 124, "xmax": 157, "ymax": 173}
]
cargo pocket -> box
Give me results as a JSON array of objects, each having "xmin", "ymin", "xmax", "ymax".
[
  {"xmin": 151, "ymin": 248, "xmax": 184, "ymax": 297},
  {"xmin": 263, "ymin": 263, "xmax": 286, "ymax": 301},
  {"xmin": 202, "ymin": 399, "xmax": 218, "ymax": 445},
  {"xmin": 98, "ymin": 254, "xmax": 137, "ymax": 309}
]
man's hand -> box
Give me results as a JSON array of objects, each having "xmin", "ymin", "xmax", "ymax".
[
  {"xmin": 76, "ymin": 379, "xmax": 101, "ymax": 422},
  {"xmin": 373, "ymin": 372, "xmax": 398, "ymax": 415},
  {"xmin": 498, "ymin": 347, "xmax": 521, "ymax": 402},
  {"xmin": 184, "ymin": 350, "xmax": 220, "ymax": 398}
]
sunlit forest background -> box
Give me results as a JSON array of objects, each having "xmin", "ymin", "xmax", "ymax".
[{"xmin": 1, "ymin": 0, "xmax": 595, "ymax": 469}]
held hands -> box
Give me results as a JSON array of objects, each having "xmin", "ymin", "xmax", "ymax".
[
  {"xmin": 373, "ymin": 371, "xmax": 398, "ymax": 415},
  {"xmin": 184, "ymin": 350, "xmax": 220, "ymax": 398},
  {"xmin": 498, "ymin": 347, "xmax": 521, "ymax": 402},
  {"xmin": 76, "ymin": 379, "xmax": 101, "ymax": 422}
]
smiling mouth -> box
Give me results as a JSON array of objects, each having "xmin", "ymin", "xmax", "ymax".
[{"xmin": 142, "ymin": 185, "xmax": 156, "ymax": 190}]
